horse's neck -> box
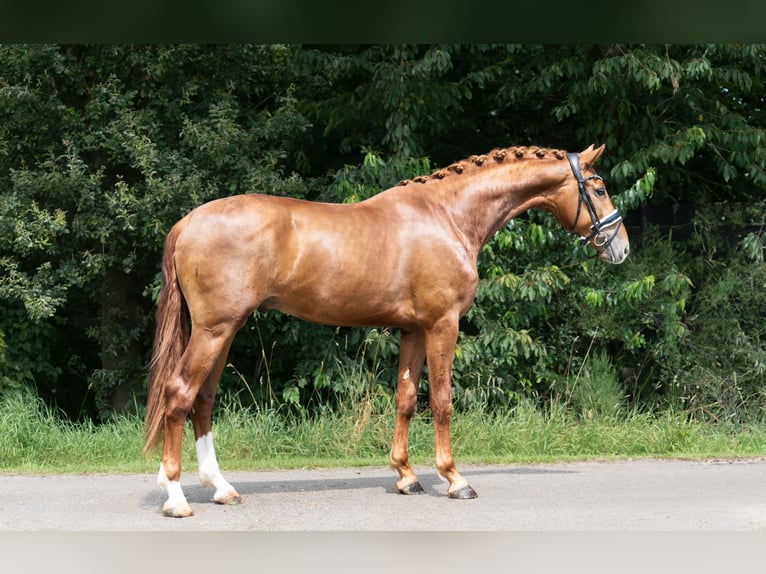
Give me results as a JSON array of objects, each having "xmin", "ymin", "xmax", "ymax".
[{"xmin": 436, "ymin": 160, "xmax": 566, "ymax": 253}]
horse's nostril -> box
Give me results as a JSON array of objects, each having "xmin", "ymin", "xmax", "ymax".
[{"xmin": 624, "ymin": 245, "xmax": 630, "ymax": 256}]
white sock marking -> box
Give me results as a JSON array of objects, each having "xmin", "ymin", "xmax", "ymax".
[
  {"xmin": 158, "ymin": 463, "xmax": 189, "ymax": 513},
  {"xmin": 195, "ymin": 432, "xmax": 238, "ymax": 501}
]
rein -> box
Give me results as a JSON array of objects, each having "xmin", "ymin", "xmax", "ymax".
[{"xmin": 566, "ymin": 152, "xmax": 623, "ymax": 250}]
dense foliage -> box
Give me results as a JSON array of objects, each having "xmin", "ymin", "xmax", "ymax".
[{"xmin": 1, "ymin": 44, "xmax": 764, "ymax": 424}]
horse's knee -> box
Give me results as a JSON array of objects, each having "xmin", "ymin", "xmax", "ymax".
[
  {"xmin": 395, "ymin": 382, "xmax": 418, "ymax": 417},
  {"xmin": 429, "ymin": 399, "xmax": 453, "ymax": 426},
  {"xmin": 395, "ymin": 395, "xmax": 417, "ymax": 418}
]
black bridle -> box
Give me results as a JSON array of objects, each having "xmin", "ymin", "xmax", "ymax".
[{"xmin": 566, "ymin": 152, "xmax": 623, "ymax": 250}]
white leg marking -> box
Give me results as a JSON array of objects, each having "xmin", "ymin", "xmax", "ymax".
[
  {"xmin": 157, "ymin": 463, "xmax": 191, "ymax": 515},
  {"xmin": 195, "ymin": 432, "xmax": 239, "ymax": 503}
]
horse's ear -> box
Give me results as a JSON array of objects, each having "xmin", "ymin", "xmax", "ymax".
[{"xmin": 581, "ymin": 144, "xmax": 605, "ymax": 165}]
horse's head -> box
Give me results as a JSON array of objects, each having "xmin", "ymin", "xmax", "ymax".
[{"xmin": 558, "ymin": 144, "xmax": 630, "ymax": 264}]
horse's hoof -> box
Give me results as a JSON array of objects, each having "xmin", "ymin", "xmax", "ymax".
[
  {"xmin": 448, "ymin": 485, "xmax": 478, "ymax": 499},
  {"xmin": 163, "ymin": 502, "xmax": 194, "ymax": 518},
  {"xmin": 214, "ymin": 492, "xmax": 243, "ymax": 505},
  {"xmin": 398, "ymin": 481, "xmax": 426, "ymax": 495}
]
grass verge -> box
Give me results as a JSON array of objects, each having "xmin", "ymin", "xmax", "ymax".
[{"xmin": 1, "ymin": 391, "xmax": 765, "ymax": 474}]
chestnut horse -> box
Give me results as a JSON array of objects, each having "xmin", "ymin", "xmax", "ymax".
[{"xmin": 144, "ymin": 144, "xmax": 629, "ymax": 517}]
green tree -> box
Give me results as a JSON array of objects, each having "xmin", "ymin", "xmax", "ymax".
[
  {"xmin": 0, "ymin": 45, "xmax": 309, "ymax": 417},
  {"xmin": 1, "ymin": 43, "xmax": 764, "ymax": 423},
  {"xmin": 294, "ymin": 44, "xmax": 765, "ymax": 202},
  {"xmin": 288, "ymin": 44, "xmax": 765, "ymax": 415}
]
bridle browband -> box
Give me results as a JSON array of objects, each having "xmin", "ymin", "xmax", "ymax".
[{"xmin": 566, "ymin": 152, "xmax": 623, "ymax": 250}]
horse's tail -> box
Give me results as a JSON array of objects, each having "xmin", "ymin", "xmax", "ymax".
[{"xmin": 143, "ymin": 222, "xmax": 189, "ymax": 454}]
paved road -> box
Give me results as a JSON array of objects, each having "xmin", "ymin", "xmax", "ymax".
[{"xmin": 3, "ymin": 458, "xmax": 766, "ymax": 531}]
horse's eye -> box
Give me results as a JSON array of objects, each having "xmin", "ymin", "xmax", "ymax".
[{"xmin": 594, "ymin": 188, "xmax": 606, "ymax": 197}]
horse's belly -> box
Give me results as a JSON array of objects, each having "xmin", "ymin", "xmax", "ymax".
[{"xmin": 262, "ymin": 285, "xmax": 415, "ymax": 328}]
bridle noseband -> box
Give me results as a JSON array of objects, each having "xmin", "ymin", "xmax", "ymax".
[{"xmin": 566, "ymin": 152, "xmax": 623, "ymax": 250}]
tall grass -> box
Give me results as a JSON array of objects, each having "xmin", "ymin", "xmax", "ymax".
[
  {"xmin": 0, "ymin": 391, "xmax": 147, "ymax": 472},
  {"xmin": 2, "ymin": 387, "xmax": 766, "ymax": 474}
]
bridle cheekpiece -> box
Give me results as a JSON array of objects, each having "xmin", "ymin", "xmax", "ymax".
[{"xmin": 566, "ymin": 152, "xmax": 623, "ymax": 250}]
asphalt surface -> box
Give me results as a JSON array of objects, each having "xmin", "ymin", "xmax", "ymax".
[{"xmin": 3, "ymin": 458, "xmax": 766, "ymax": 531}]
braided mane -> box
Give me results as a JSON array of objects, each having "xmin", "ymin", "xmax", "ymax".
[{"xmin": 397, "ymin": 146, "xmax": 567, "ymax": 186}]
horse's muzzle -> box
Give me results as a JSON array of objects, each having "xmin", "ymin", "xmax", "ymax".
[{"xmin": 599, "ymin": 235, "xmax": 630, "ymax": 264}]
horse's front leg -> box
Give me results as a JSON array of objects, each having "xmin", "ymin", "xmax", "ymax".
[
  {"xmin": 390, "ymin": 329, "xmax": 427, "ymax": 494},
  {"xmin": 425, "ymin": 319, "xmax": 478, "ymax": 499}
]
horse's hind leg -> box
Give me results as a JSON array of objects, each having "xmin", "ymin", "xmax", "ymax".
[
  {"xmin": 158, "ymin": 325, "xmax": 239, "ymax": 517},
  {"xmin": 390, "ymin": 329, "xmax": 427, "ymax": 494},
  {"xmin": 191, "ymin": 345, "xmax": 242, "ymax": 506}
]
